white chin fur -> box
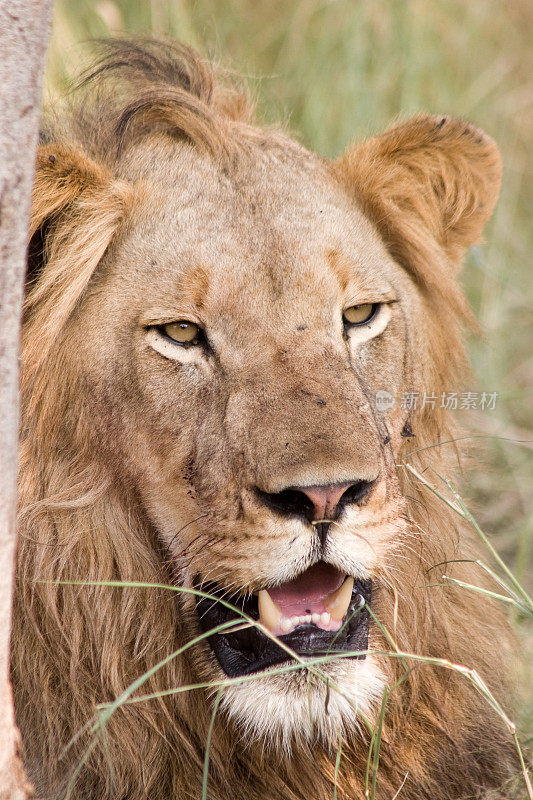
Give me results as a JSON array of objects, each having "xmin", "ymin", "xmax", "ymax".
[{"xmin": 219, "ymin": 656, "xmax": 385, "ymax": 752}]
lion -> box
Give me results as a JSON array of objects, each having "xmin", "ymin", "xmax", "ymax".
[{"xmin": 13, "ymin": 39, "xmax": 520, "ymax": 800}]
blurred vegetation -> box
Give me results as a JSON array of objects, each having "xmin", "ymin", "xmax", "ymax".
[{"xmin": 46, "ymin": 0, "xmax": 532, "ymax": 761}]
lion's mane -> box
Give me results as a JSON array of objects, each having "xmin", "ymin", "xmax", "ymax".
[{"xmin": 13, "ymin": 39, "xmax": 518, "ymax": 800}]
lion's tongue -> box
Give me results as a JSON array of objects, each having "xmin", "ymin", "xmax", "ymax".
[
  {"xmin": 258, "ymin": 564, "xmax": 354, "ymax": 636},
  {"xmin": 269, "ymin": 563, "xmax": 344, "ymax": 616}
]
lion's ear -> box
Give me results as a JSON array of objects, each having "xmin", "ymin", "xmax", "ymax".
[
  {"xmin": 333, "ymin": 114, "xmax": 502, "ymax": 285},
  {"xmin": 28, "ymin": 143, "xmax": 132, "ymax": 283},
  {"xmin": 30, "ymin": 144, "xmax": 116, "ymax": 238},
  {"xmin": 25, "ymin": 143, "xmax": 133, "ymax": 373}
]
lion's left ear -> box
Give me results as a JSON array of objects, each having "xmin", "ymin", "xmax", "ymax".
[{"xmin": 332, "ymin": 114, "xmax": 501, "ymax": 282}]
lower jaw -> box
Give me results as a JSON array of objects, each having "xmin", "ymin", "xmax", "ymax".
[
  {"xmin": 219, "ymin": 654, "xmax": 386, "ymax": 749},
  {"xmin": 196, "ymin": 578, "xmax": 372, "ymax": 678}
]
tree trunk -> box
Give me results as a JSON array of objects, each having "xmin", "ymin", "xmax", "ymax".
[{"xmin": 0, "ymin": 2, "xmax": 53, "ymax": 797}]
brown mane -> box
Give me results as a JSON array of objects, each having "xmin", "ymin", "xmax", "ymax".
[
  {"xmin": 13, "ymin": 38, "xmax": 520, "ymax": 800},
  {"xmin": 45, "ymin": 38, "xmax": 272, "ymax": 165}
]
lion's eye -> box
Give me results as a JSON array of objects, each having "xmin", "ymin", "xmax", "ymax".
[
  {"xmin": 343, "ymin": 303, "xmax": 379, "ymax": 326},
  {"xmin": 161, "ymin": 321, "xmax": 203, "ymax": 345}
]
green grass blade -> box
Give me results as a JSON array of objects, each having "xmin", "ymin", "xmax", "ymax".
[
  {"xmin": 441, "ymin": 575, "xmax": 531, "ymax": 615},
  {"xmin": 202, "ymin": 689, "xmax": 223, "ymax": 800},
  {"xmin": 438, "ymin": 473, "xmax": 533, "ymax": 611},
  {"xmin": 370, "ymin": 687, "xmax": 388, "ymax": 800}
]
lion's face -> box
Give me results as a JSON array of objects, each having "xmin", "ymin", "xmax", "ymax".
[
  {"xmin": 19, "ymin": 43, "xmax": 514, "ymax": 799},
  {"xmin": 70, "ymin": 141, "xmax": 430, "ymax": 742}
]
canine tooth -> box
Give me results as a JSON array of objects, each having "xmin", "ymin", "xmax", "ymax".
[
  {"xmin": 258, "ymin": 589, "xmax": 283, "ymax": 633},
  {"xmin": 357, "ymin": 593, "xmax": 365, "ymax": 607},
  {"xmin": 311, "ymin": 613, "xmax": 320, "ymax": 623},
  {"xmin": 281, "ymin": 617, "xmax": 292, "ymax": 633},
  {"xmin": 320, "ymin": 611, "xmax": 331, "ymax": 626},
  {"xmin": 324, "ymin": 576, "xmax": 355, "ymax": 622}
]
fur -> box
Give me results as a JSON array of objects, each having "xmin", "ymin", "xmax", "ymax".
[{"xmin": 13, "ymin": 39, "xmax": 519, "ymax": 799}]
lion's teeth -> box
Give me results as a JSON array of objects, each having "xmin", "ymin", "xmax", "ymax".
[
  {"xmin": 258, "ymin": 589, "xmax": 283, "ymax": 633},
  {"xmin": 280, "ymin": 617, "xmax": 292, "ymax": 633},
  {"xmin": 259, "ymin": 585, "xmax": 354, "ymax": 636},
  {"xmin": 324, "ymin": 576, "xmax": 354, "ymax": 622},
  {"xmin": 278, "ymin": 612, "xmax": 328, "ymax": 635}
]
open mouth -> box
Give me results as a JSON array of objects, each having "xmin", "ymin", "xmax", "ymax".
[{"xmin": 196, "ymin": 562, "xmax": 372, "ymax": 678}]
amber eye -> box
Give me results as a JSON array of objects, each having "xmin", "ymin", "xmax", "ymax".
[
  {"xmin": 343, "ymin": 303, "xmax": 379, "ymax": 326},
  {"xmin": 161, "ymin": 321, "xmax": 203, "ymax": 345}
]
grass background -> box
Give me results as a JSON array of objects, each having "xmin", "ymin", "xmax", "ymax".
[{"xmin": 45, "ymin": 0, "xmax": 533, "ymax": 778}]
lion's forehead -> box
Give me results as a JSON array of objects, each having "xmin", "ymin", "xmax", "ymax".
[{"xmin": 111, "ymin": 142, "xmax": 402, "ymax": 323}]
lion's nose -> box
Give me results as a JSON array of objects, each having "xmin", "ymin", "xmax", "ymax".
[
  {"xmin": 300, "ymin": 483, "xmax": 360, "ymax": 520},
  {"xmin": 255, "ymin": 480, "xmax": 375, "ymax": 523}
]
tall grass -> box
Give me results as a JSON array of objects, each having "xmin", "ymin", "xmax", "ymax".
[{"xmin": 44, "ymin": 0, "xmax": 533, "ymax": 792}]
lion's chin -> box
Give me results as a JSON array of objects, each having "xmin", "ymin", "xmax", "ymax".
[{"xmin": 218, "ymin": 656, "xmax": 385, "ymax": 751}]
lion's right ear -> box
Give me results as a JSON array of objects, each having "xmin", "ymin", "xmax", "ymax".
[
  {"xmin": 30, "ymin": 144, "xmax": 113, "ymax": 238},
  {"xmin": 28, "ymin": 143, "xmax": 132, "ymax": 281},
  {"xmin": 25, "ymin": 143, "xmax": 133, "ymax": 373}
]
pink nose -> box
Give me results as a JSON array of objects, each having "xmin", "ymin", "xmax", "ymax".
[
  {"xmin": 298, "ymin": 482, "xmax": 355, "ymax": 521},
  {"xmin": 255, "ymin": 479, "xmax": 376, "ymax": 523}
]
